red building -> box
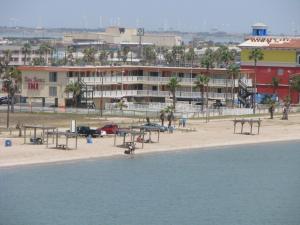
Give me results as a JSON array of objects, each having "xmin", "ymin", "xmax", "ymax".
[{"xmin": 240, "ymin": 24, "xmax": 300, "ymax": 104}]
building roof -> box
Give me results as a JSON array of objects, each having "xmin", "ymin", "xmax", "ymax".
[
  {"xmin": 239, "ymin": 37, "xmax": 300, "ymax": 49},
  {"xmin": 17, "ymin": 65, "xmax": 255, "ymax": 75},
  {"xmin": 252, "ymin": 22, "xmax": 267, "ymax": 28}
]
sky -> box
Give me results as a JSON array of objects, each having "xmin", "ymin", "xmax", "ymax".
[{"xmin": 1, "ymin": 0, "xmax": 300, "ymax": 34}]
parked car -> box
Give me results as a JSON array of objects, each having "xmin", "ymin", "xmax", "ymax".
[
  {"xmin": 0, "ymin": 96, "xmax": 11, "ymax": 105},
  {"xmin": 97, "ymin": 124, "xmax": 119, "ymax": 135},
  {"xmin": 143, "ymin": 123, "xmax": 168, "ymax": 132},
  {"xmin": 213, "ymin": 100, "xmax": 224, "ymax": 108},
  {"xmin": 76, "ymin": 126, "xmax": 105, "ymax": 137}
]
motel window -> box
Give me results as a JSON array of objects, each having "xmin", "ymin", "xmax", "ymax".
[
  {"xmin": 49, "ymin": 72, "xmax": 57, "ymax": 82},
  {"xmin": 277, "ymin": 69, "xmax": 284, "ymax": 76},
  {"xmin": 49, "ymin": 87, "xmax": 57, "ymax": 97}
]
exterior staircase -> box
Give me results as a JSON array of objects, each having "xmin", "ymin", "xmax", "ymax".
[
  {"xmin": 79, "ymin": 79, "xmax": 95, "ymax": 108},
  {"xmin": 238, "ymin": 79, "xmax": 255, "ymax": 108}
]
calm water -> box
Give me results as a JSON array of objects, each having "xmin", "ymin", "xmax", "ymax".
[{"xmin": 1, "ymin": 142, "xmax": 300, "ymax": 225}]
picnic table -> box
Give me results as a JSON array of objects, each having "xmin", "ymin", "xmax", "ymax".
[
  {"xmin": 46, "ymin": 130, "xmax": 78, "ymax": 150},
  {"xmin": 233, "ymin": 118, "xmax": 261, "ymax": 135}
]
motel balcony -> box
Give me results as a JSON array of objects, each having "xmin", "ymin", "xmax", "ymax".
[
  {"xmin": 69, "ymin": 76, "xmax": 252, "ymax": 88},
  {"xmin": 84, "ymin": 90, "xmax": 236, "ymax": 100}
]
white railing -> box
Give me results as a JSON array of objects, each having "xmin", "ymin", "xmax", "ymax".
[
  {"xmin": 87, "ymin": 90, "xmax": 234, "ymax": 99},
  {"xmin": 69, "ymin": 76, "xmax": 252, "ymax": 88}
]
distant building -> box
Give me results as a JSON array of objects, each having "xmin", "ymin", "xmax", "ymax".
[
  {"xmin": 239, "ymin": 23, "xmax": 300, "ymax": 104},
  {"xmin": 63, "ymin": 27, "xmax": 182, "ymax": 47},
  {"xmin": 0, "ymin": 45, "xmax": 51, "ymax": 66}
]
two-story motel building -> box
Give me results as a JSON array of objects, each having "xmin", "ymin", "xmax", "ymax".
[{"xmin": 17, "ymin": 65, "xmax": 254, "ymax": 108}]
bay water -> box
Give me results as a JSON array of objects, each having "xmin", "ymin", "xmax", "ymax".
[{"xmin": 1, "ymin": 141, "xmax": 300, "ymax": 225}]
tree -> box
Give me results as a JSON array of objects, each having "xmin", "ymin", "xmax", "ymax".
[
  {"xmin": 122, "ymin": 46, "xmax": 130, "ymax": 64},
  {"xmin": 228, "ymin": 64, "xmax": 240, "ymax": 107},
  {"xmin": 185, "ymin": 47, "xmax": 196, "ymax": 66},
  {"xmin": 291, "ymin": 76, "xmax": 300, "ymax": 101},
  {"xmin": 1, "ymin": 65, "xmax": 21, "ymax": 113},
  {"xmin": 38, "ymin": 43, "xmax": 53, "ymax": 65},
  {"xmin": 116, "ymin": 99, "xmax": 128, "ymax": 110},
  {"xmin": 83, "ymin": 47, "xmax": 96, "ymax": 65},
  {"xmin": 167, "ymin": 76, "xmax": 181, "ymax": 111},
  {"xmin": 271, "ymin": 77, "xmax": 280, "ymax": 95},
  {"xmin": 194, "ymin": 74, "xmax": 210, "ymax": 112},
  {"xmin": 249, "ymin": 48, "xmax": 264, "ymax": 114},
  {"xmin": 143, "ymin": 46, "xmax": 157, "ymax": 65},
  {"xmin": 64, "ymin": 82, "xmax": 83, "ymax": 107},
  {"xmin": 21, "ymin": 43, "xmax": 31, "ymax": 65},
  {"xmin": 99, "ymin": 50, "xmax": 109, "ymax": 65},
  {"xmin": 215, "ymin": 46, "xmax": 236, "ymax": 68},
  {"xmin": 66, "ymin": 46, "xmax": 76, "ymax": 65},
  {"xmin": 171, "ymin": 45, "xmax": 185, "ymax": 66},
  {"xmin": 163, "ymin": 50, "xmax": 174, "ymax": 65},
  {"xmin": 117, "ymin": 50, "xmax": 122, "ymax": 63},
  {"xmin": 201, "ymin": 48, "xmax": 215, "ymax": 111}
]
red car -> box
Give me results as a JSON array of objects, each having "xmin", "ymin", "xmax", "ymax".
[{"xmin": 97, "ymin": 124, "xmax": 119, "ymax": 134}]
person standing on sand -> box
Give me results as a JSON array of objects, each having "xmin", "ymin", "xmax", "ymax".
[
  {"xmin": 282, "ymin": 103, "xmax": 289, "ymax": 120},
  {"xmin": 167, "ymin": 111, "xmax": 175, "ymax": 133},
  {"xmin": 269, "ymin": 103, "xmax": 275, "ymax": 119},
  {"xmin": 160, "ymin": 111, "xmax": 165, "ymax": 126}
]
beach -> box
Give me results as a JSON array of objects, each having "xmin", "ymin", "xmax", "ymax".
[{"xmin": 1, "ymin": 113, "xmax": 300, "ymax": 168}]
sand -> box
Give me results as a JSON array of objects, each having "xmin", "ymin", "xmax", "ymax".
[{"xmin": 1, "ymin": 114, "xmax": 300, "ymax": 168}]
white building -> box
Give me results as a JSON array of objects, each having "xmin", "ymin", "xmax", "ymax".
[{"xmin": 63, "ymin": 27, "xmax": 182, "ymax": 47}]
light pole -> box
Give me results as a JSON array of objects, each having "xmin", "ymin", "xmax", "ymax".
[
  {"xmin": 4, "ymin": 78, "xmax": 10, "ymax": 128},
  {"xmin": 121, "ymin": 69, "xmax": 124, "ymax": 92},
  {"xmin": 100, "ymin": 70, "xmax": 104, "ymax": 117}
]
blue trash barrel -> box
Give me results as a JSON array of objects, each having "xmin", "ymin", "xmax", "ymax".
[
  {"xmin": 5, "ymin": 139, "xmax": 12, "ymax": 147},
  {"xmin": 87, "ymin": 135, "xmax": 93, "ymax": 144}
]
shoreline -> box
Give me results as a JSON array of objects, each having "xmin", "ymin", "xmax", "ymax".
[
  {"xmin": 1, "ymin": 137, "xmax": 299, "ymax": 169},
  {"xmin": 1, "ymin": 115, "xmax": 300, "ymax": 169}
]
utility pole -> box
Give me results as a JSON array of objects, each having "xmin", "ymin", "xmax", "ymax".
[
  {"xmin": 137, "ymin": 28, "xmax": 144, "ymax": 62},
  {"xmin": 100, "ymin": 70, "xmax": 104, "ymax": 117}
]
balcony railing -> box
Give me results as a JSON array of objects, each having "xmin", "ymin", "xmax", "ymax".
[
  {"xmin": 69, "ymin": 76, "xmax": 252, "ymax": 87},
  {"xmin": 85, "ymin": 90, "xmax": 235, "ymax": 99}
]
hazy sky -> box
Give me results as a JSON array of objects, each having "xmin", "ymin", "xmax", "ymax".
[{"xmin": 1, "ymin": 0, "xmax": 299, "ymax": 34}]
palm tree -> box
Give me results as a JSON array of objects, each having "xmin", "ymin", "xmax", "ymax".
[
  {"xmin": 201, "ymin": 48, "xmax": 215, "ymax": 111},
  {"xmin": 83, "ymin": 47, "xmax": 96, "ymax": 65},
  {"xmin": 249, "ymin": 48, "xmax": 264, "ymax": 114},
  {"xmin": 291, "ymin": 76, "xmax": 300, "ymax": 99},
  {"xmin": 215, "ymin": 46, "xmax": 236, "ymax": 68},
  {"xmin": 99, "ymin": 50, "xmax": 109, "ymax": 65},
  {"xmin": 143, "ymin": 46, "xmax": 157, "ymax": 65},
  {"xmin": 66, "ymin": 46, "xmax": 76, "ymax": 65},
  {"xmin": 64, "ymin": 82, "xmax": 82, "ymax": 107},
  {"xmin": 194, "ymin": 74, "xmax": 210, "ymax": 112},
  {"xmin": 117, "ymin": 50, "xmax": 122, "ymax": 64},
  {"xmin": 215, "ymin": 46, "xmax": 237, "ymax": 104},
  {"xmin": 116, "ymin": 99, "xmax": 128, "ymax": 110},
  {"xmin": 163, "ymin": 50, "xmax": 174, "ymax": 65},
  {"xmin": 271, "ymin": 77, "xmax": 279, "ymax": 95},
  {"xmin": 185, "ymin": 47, "xmax": 196, "ymax": 66},
  {"xmin": 171, "ymin": 45, "xmax": 185, "ymax": 66},
  {"xmin": 21, "ymin": 43, "xmax": 31, "ymax": 65},
  {"xmin": 122, "ymin": 46, "xmax": 130, "ymax": 64},
  {"xmin": 167, "ymin": 76, "xmax": 181, "ymax": 111},
  {"xmin": 37, "ymin": 43, "xmax": 51, "ymax": 65},
  {"xmin": 2, "ymin": 50, "xmax": 12, "ymax": 66},
  {"xmin": 1, "ymin": 67, "xmax": 21, "ymax": 113},
  {"xmin": 228, "ymin": 64, "xmax": 240, "ymax": 107}
]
